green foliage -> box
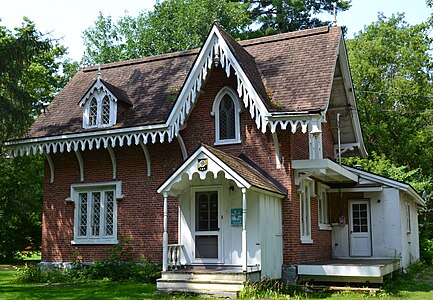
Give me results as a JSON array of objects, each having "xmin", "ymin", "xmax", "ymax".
[
  {"xmin": 346, "ymin": 13, "xmax": 433, "ymax": 264},
  {"xmin": 82, "ymin": 0, "xmax": 251, "ymax": 65},
  {"xmin": 16, "ymin": 264, "xmax": 72, "ymax": 284},
  {"xmin": 0, "ymin": 19, "xmax": 71, "ymax": 263},
  {"xmin": 68, "ymin": 239, "xmax": 160, "ymax": 283},
  {"xmin": 343, "ymin": 152, "xmax": 430, "ymax": 193},
  {"xmin": 82, "ymin": 0, "xmax": 352, "ymax": 65},
  {"xmin": 243, "ymin": 0, "xmax": 350, "ymax": 34},
  {"xmin": 239, "ymin": 280, "xmax": 305, "ymax": 299},
  {"xmin": 0, "ymin": 155, "xmax": 44, "ymax": 262},
  {"xmin": 346, "ymin": 14, "xmax": 433, "ymax": 173}
]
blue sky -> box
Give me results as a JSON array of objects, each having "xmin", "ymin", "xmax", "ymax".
[{"xmin": 1, "ymin": 0, "xmax": 431, "ymax": 61}]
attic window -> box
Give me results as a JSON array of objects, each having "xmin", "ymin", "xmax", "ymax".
[
  {"xmin": 212, "ymin": 87, "xmax": 241, "ymax": 145},
  {"xmin": 81, "ymin": 82, "xmax": 118, "ymax": 129}
]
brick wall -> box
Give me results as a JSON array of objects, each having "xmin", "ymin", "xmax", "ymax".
[{"xmin": 42, "ymin": 66, "xmax": 335, "ymax": 265}]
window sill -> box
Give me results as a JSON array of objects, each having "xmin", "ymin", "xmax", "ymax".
[
  {"xmin": 71, "ymin": 239, "xmax": 118, "ymax": 245},
  {"xmin": 319, "ymin": 224, "xmax": 332, "ymax": 231},
  {"xmin": 214, "ymin": 139, "xmax": 241, "ymax": 146},
  {"xmin": 300, "ymin": 238, "xmax": 313, "ymax": 244}
]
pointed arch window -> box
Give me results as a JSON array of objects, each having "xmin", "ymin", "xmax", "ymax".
[
  {"xmin": 101, "ymin": 96, "xmax": 111, "ymax": 125},
  {"xmin": 89, "ymin": 98, "xmax": 98, "ymax": 126},
  {"xmin": 212, "ymin": 87, "xmax": 241, "ymax": 145}
]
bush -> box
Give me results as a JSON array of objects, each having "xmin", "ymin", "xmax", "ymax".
[
  {"xmin": 16, "ymin": 237, "xmax": 162, "ymax": 284},
  {"xmin": 16, "ymin": 264, "xmax": 72, "ymax": 284}
]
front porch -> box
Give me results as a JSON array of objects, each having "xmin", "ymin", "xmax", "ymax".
[
  {"xmin": 156, "ymin": 145, "xmax": 287, "ymax": 296},
  {"xmin": 298, "ymin": 258, "xmax": 399, "ymax": 284},
  {"xmin": 157, "ymin": 266, "xmax": 261, "ymax": 297}
]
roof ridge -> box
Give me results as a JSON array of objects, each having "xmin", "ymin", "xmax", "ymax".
[
  {"xmin": 83, "ymin": 48, "xmax": 200, "ymax": 73},
  {"xmin": 83, "ymin": 26, "xmax": 337, "ymax": 73},
  {"xmin": 239, "ymin": 26, "xmax": 333, "ymax": 47}
]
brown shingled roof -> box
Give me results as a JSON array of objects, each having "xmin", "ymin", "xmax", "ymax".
[
  {"xmin": 23, "ymin": 25, "xmax": 341, "ymax": 139},
  {"xmin": 203, "ymin": 145, "xmax": 286, "ymax": 195}
]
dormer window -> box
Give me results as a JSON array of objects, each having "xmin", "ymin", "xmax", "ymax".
[
  {"xmin": 89, "ymin": 98, "xmax": 98, "ymax": 126},
  {"xmin": 80, "ymin": 79, "xmax": 118, "ymax": 129},
  {"xmin": 101, "ymin": 96, "xmax": 111, "ymax": 125},
  {"xmin": 212, "ymin": 87, "xmax": 241, "ymax": 145}
]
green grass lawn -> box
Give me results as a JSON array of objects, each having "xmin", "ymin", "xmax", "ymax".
[
  {"xmin": 0, "ymin": 267, "xmax": 198, "ymax": 300},
  {"xmin": 2, "ymin": 263, "xmax": 433, "ymax": 299}
]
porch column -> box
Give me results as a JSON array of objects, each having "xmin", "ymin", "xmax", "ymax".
[
  {"xmin": 241, "ymin": 188, "xmax": 247, "ymax": 272},
  {"xmin": 162, "ymin": 191, "xmax": 168, "ymax": 272}
]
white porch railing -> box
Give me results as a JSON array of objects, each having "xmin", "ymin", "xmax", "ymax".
[{"xmin": 167, "ymin": 244, "xmax": 182, "ymax": 270}]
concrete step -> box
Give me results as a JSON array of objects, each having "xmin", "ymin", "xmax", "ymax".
[
  {"xmin": 157, "ymin": 278, "xmax": 244, "ymax": 298},
  {"xmin": 161, "ymin": 271, "xmax": 247, "ymax": 282}
]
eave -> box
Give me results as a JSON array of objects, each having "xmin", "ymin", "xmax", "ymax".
[{"xmin": 292, "ymin": 159, "xmax": 358, "ymax": 185}]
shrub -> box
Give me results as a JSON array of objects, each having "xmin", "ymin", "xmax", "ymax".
[{"xmin": 15, "ymin": 264, "xmax": 72, "ymax": 283}]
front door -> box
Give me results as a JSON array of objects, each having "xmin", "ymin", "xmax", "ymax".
[
  {"xmin": 349, "ymin": 200, "xmax": 371, "ymax": 256},
  {"xmin": 194, "ymin": 191, "xmax": 221, "ymax": 262}
]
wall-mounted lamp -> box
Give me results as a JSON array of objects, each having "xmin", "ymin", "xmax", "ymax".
[{"xmin": 310, "ymin": 126, "xmax": 322, "ymax": 138}]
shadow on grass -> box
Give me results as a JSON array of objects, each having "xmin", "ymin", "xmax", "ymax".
[{"xmin": 0, "ymin": 270, "xmax": 200, "ymax": 300}]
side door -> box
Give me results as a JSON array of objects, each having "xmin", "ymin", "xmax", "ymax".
[{"xmin": 349, "ymin": 200, "xmax": 372, "ymax": 256}]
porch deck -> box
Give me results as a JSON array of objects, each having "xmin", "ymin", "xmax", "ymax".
[
  {"xmin": 157, "ymin": 266, "xmax": 261, "ymax": 298},
  {"xmin": 298, "ymin": 258, "xmax": 399, "ymax": 284}
]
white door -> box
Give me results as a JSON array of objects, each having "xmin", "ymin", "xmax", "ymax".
[
  {"xmin": 194, "ymin": 191, "xmax": 221, "ymax": 263},
  {"xmin": 349, "ymin": 200, "xmax": 371, "ymax": 256}
]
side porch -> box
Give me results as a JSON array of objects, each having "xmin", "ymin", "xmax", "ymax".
[{"xmin": 298, "ymin": 258, "xmax": 399, "ymax": 284}]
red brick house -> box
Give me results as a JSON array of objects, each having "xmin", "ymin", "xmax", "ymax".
[{"xmin": 6, "ymin": 24, "xmax": 423, "ymax": 295}]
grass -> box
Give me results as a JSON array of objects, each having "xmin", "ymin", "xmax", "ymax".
[
  {"xmin": 0, "ymin": 267, "xmax": 201, "ymax": 300},
  {"xmin": 2, "ymin": 263, "xmax": 433, "ymax": 299}
]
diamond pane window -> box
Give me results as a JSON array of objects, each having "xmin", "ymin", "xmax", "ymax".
[
  {"xmin": 78, "ymin": 193, "xmax": 88, "ymax": 236},
  {"xmin": 105, "ymin": 191, "xmax": 114, "ymax": 236},
  {"xmin": 101, "ymin": 96, "xmax": 110, "ymax": 125},
  {"xmin": 219, "ymin": 95, "xmax": 235, "ymax": 140},
  {"xmin": 89, "ymin": 98, "xmax": 98, "ymax": 126},
  {"xmin": 73, "ymin": 186, "xmax": 117, "ymax": 243},
  {"xmin": 214, "ymin": 87, "xmax": 241, "ymax": 145},
  {"xmin": 91, "ymin": 192, "xmax": 101, "ymax": 236}
]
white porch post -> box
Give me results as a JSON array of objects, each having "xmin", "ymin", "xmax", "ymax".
[
  {"xmin": 241, "ymin": 188, "xmax": 247, "ymax": 272},
  {"xmin": 162, "ymin": 191, "xmax": 168, "ymax": 272}
]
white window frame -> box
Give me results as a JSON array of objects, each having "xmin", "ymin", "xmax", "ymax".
[
  {"xmin": 70, "ymin": 181, "xmax": 122, "ymax": 244},
  {"xmin": 211, "ymin": 86, "xmax": 241, "ymax": 145},
  {"xmin": 299, "ymin": 179, "xmax": 313, "ymax": 244},
  {"xmin": 317, "ymin": 183, "xmax": 331, "ymax": 230},
  {"xmin": 406, "ymin": 202, "xmax": 411, "ymax": 234},
  {"xmin": 82, "ymin": 88, "xmax": 117, "ymax": 129}
]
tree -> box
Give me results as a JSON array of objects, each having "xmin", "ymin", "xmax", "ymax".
[
  {"xmin": 82, "ymin": 0, "xmax": 252, "ymax": 65},
  {"xmin": 346, "ymin": 13, "xmax": 433, "ymax": 264},
  {"xmin": 0, "ymin": 18, "xmax": 69, "ymax": 262},
  {"xmin": 243, "ymin": 0, "xmax": 351, "ymax": 35},
  {"xmin": 346, "ymin": 14, "xmax": 433, "ymax": 173}
]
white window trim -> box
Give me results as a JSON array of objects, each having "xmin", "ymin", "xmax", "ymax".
[
  {"xmin": 82, "ymin": 86, "xmax": 118, "ymax": 129},
  {"xmin": 406, "ymin": 202, "xmax": 411, "ymax": 234},
  {"xmin": 211, "ymin": 86, "xmax": 241, "ymax": 145},
  {"xmin": 69, "ymin": 181, "xmax": 122, "ymax": 244},
  {"xmin": 299, "ymin": 179, "xmax": 313, "ymax": 244},
  {"xmin": 317, "ymin": 183, "xmax": 331, "ymax": 231}
]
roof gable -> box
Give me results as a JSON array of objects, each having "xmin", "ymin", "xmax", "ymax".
[
  {"xmin": 166, "ymin": 23, "xmax": 273, "ymax": 136},
  {"xmin": 157, "ymin": 144, "xmax": 286, "ymax": 197},
  {"xmin": 6, "ymin": 25, "xmax": 365, "ymax": 157}
]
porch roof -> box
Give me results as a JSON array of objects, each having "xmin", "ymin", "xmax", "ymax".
[
  {"xmin": 292, "ymin": 159, "xmax": 358, "ymax": 184},
  {"xmin": 157, "ymin": 144, "xmax": 287, "ymax": 197}
]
